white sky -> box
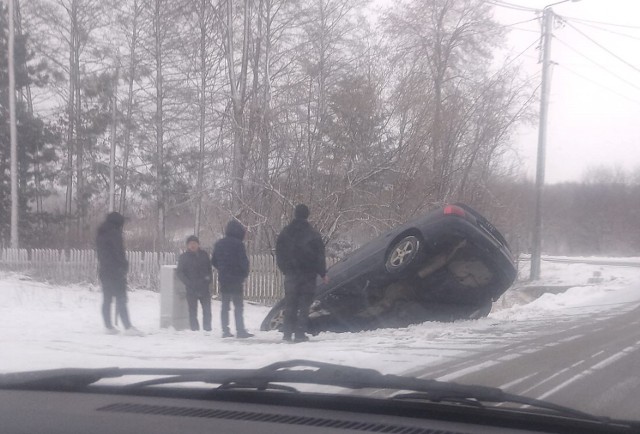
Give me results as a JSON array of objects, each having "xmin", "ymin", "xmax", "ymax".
[
  {"xmin": 372, "ymin": 0, "xmax": 640, "ymax": 183},
  {"xmin": 492, "ymin": 0, "xmax": 640, "ymax": 183}
]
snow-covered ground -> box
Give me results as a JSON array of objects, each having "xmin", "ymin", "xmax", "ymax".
[
  {"xmin": 2, "ymin": 258, "xmax": 640, "ymax": 376},
  {"xmin": 495, "ymin": 259, "xmax": 640, "ymax": 320}
]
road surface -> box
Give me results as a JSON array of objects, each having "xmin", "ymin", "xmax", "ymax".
[{"xmin": 406, "ymin": 301, "xmax": 640, "ymax": 420}]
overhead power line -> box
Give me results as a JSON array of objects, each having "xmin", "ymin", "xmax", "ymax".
[
  {"xmin": 566, "ymin": 20, "xmax": 640, "ymax": 42},
  {"xmin": 554, "ymin": 37, "xmax": 640, "ymax": 94},
  {"xmin": 510, "ymin": 27, "xmax": 541, "ymax": 34},
  {"xmin": 502, "ymin": 37, "xmax": 541, "ymax": 70},
  {"xmin": 564, "ymin": 21, "xmax": 640, "ymax": 76},
  {"xmin": 479, "ymin": 18, "xmax": 542, "ymax": 36},
  {"xmin": 486, "ymin": 0, "xmax": 540, "ymax": 13},
  {"xmin": 559, "ymin": 15, "xmax": 640, "ymax": 30},
  {"xmin": 502, "ymin": 17, "xmax": 540, "ymax": 28},
  {"xmin": 558, "ymin": 64, "xmax": 640, "ymax": 107}
]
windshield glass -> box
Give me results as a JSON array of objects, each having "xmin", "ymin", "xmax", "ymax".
[{"xmin": 2, "ymin": 0, "xmax": 640, "ymax": 425}]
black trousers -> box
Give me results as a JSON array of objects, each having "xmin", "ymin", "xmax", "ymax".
[
  {"xmin": 220, "ymin": 291, "xmax": 245, "ymax": 333},
  {"xmin": 186, "ymin": 292, "xmax": 212, "ymax": 331},
  {"xmin": 283, "ymin": 273, "xmax": 316, "ymax": 337},
  {"xmin": 101, "ymin": 277, "xmax": 132, "ymax": 329}
]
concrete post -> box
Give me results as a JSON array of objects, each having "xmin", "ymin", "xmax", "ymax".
[
  {"xmin": 531, "ymin": 7, "xmax": 554, "ymax": 281},
  {"xmin": 160, "ymin": 265, "xmax": 190, "ymax": 330}
]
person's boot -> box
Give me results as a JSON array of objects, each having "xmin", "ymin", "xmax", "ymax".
[
  {"xmin": 123, "ymin": 326, "xmax": 145, "ymax": 337},
  {"xmin": 237, "ymin": 330, "xmax": 254, "ymax": 339},
  {"xmin": 282, "ymin": 333, "xmax": 292, "ymax": 342},
  {"xmin": 294, "ymin": 333, "xmax": 309, "ymax": 343},
  {"xmin": 105, "ymin": 327, "xmax": 119, "ymax": 335},
  {"xmin": 222, "ymin": 330, "xmax": 234, "ymax": 338}
]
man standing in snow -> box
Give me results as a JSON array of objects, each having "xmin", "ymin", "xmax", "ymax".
[
  {"xmin": 276, "ymin": 204, "xmax": 328, "ymax": 342},
  {"xmin": 176, "ymin": 235, "xmax": 213, "ymax": 332},
  {"xmin": 211, "ymin": 219, "xmax": 254, "ymax": 339},
  {"xmin": 95, "ymin": 212, "xmax": 143, "ymax": 336}
]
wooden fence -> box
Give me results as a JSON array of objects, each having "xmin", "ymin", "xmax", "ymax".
[
  {"xmin": 1, "ymin": 248, "xmax": 177, "ymax": 290},
  {"xmin": 0, "ymin": 248, "xmax": 307, "ymax": 305}
]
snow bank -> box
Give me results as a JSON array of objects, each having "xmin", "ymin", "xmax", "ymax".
[{"xmin": 495, "ymin": 260, "xmax": 640, "ymax": 320}]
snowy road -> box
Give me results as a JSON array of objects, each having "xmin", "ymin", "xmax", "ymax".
[
  {"xmin": 2, "ymin": 259, "xmax": 640, "ymax": 419},
  {"xmin": 405, "ymin": 303, "xmax": 640, "ymax": 420}
]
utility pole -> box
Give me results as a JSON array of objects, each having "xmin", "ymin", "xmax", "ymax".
[
  {"xmin": 8, "ymin": 0, "xmax": 19, "ymax": 248},
  {"xmin": 530, "ymin": 7, "xmax": 554, "ymax": 281},
  {"xmin": 109, "ymin": 58, "xmax": 119, "ymax": 213}
]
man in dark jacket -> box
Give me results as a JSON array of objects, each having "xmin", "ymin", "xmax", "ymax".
[
  {"xmin": 211, "ymin": 219, "xmax": 254, "ymax": 338},
  {"xmin": 96, "ymin": 212, "xmax": 143, "ymax": 336},
  {"xmin": 176, "ymin": 235, "xmax": 213, "ymax": 332},
  {"xmin": 275, "ymin": 204, "xmax": 328, "ymax": 342}
]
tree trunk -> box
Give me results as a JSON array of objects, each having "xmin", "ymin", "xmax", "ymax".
[
  {"xmin": 119, "ymin": 0, "xmax": 140, "ymax": 214},
  {"xmin": 256, "ymin": 0, "xmax": 274, "ymax": 251},
  {"xmin": 14, "ymin": 0, "xmax": 41, "ymax": 220},
  {"xmin": 64, "ymin": 0, "xmax": 78, "ymax": 249},
  {"xmin": 431, "ymin": 8, "xmax": 445, "ymax": 203},
  {"xmin": 154, "ymin": 0, "xmax": 165, "ymax": 248},
  {"xmin": 74, "ymin": 27, "xmax": 84, "ymax": 242},
  {"xmin": 109, "ymin": 61, "xmax": 118, "ymax": 213},
  {"xmin": 226, "ymin": 0, "xmax": 251, "ymax": 214},
  {"xmin": 9, "ymin": 0, "xmax": 19, "ymax": 247},
  {"xmin": 194, "ymin": 0, "xmax": 207, "ymax": 236}
]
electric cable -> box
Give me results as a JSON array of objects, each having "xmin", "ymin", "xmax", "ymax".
[{"xmin": 558, "ymin": 64, "xmax": 640, "ymax": 107}]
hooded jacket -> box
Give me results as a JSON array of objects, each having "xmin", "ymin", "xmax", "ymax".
[
  {"xmin": 96, "ymin": 212, "xmax": 129, "ymax": 282},
  {"xmin": 275, "ymin": 218, "xmax": 327, "ymax": 277},
  {"xmin": 211, "ymin": 220, "xmax": 250, "ymax": 290}
]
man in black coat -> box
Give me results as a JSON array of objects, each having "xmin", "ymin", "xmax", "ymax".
[
  {"xmin": 211, "ymin": 219, "xmax": 254, "ymax": 338},
  {"xmin": 176, "ymin": 235, "xmax": 213, "ymax": 331},
  {"xmin": 96, "ymin": 211, "xmax": 143, "ymax": 335},
  {"xmin": 275, "ymin": 204, "xmax": 328, "ymax": 342}
]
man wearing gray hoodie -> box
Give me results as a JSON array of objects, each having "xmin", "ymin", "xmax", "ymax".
[{"xmin": 211, "ymin": 220, "xmax": 254, "ymax": 338}]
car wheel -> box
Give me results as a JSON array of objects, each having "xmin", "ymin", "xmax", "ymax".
[
  {"xmin": 261, "ymin": 303, "xmax": 286, "ymax": 331},
  {"xmin": 385, "ymin": 235, "xmax": 420, "ymax": 273}
]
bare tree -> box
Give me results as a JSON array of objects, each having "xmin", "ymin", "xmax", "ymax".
[
  {"xmin": 188, "ymin": 0, "xmax": 225, "ymax": 236},
  {"xmin": 138, "ymin": 0, "xmax": 185, "ymax": 246},
  {"xmin": 223, "ymin": 0, "xmax": 253, "ymax": 213},
  {"xmin": 383, "ymin": 0, "xmax": 520, "ymax": 214},
  {"xmin": 117, "ymin": 0, "xmax": 143, "ymax": 214},
  {"xmin": 23, "ymin": 0, "xmax": 107, "ymax": 246}
]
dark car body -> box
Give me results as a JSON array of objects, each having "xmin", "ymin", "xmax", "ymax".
[{"xmin": 261, "ymin": 203, "xmax": 517, "ymax": 333}]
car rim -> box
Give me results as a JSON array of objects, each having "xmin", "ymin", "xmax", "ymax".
[
  {"xmin": 268, "ymin": 309, "xmax": 285, "ymax": 330},
  {"xmin": 387, "ymin": 236, "xmax": 419, "ymax": 270}
]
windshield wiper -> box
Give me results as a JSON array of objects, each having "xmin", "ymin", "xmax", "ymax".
[
  {"xmin": 0, "ymin": 367, "xmax": 122, "ymax": 390},
  {"xmin": 0, "ymin": 360, "xmax": 607, "ymax": 423}
]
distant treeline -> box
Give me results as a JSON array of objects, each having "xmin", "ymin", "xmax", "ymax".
[{"xmin": 476, "ymin": 179, "xmax": 640, "ymax": 257}]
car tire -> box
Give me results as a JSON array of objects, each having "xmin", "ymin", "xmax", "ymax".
[
  {"xmin": 260, "ymin": 301, "xmax": 286, "ymax": 331},
  {"xmin": 385, "ymin": 235, "xmax": 420, "ymax": 273}
]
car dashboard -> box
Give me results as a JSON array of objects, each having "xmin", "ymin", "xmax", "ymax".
[{"xmin": 1, "ymin": 387, "xmax": 635, "ymax": 434}]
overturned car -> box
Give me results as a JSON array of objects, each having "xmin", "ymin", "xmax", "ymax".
[{"xmin": 261, "ymin": 203, "xmax": 517, "ymax": 334}]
